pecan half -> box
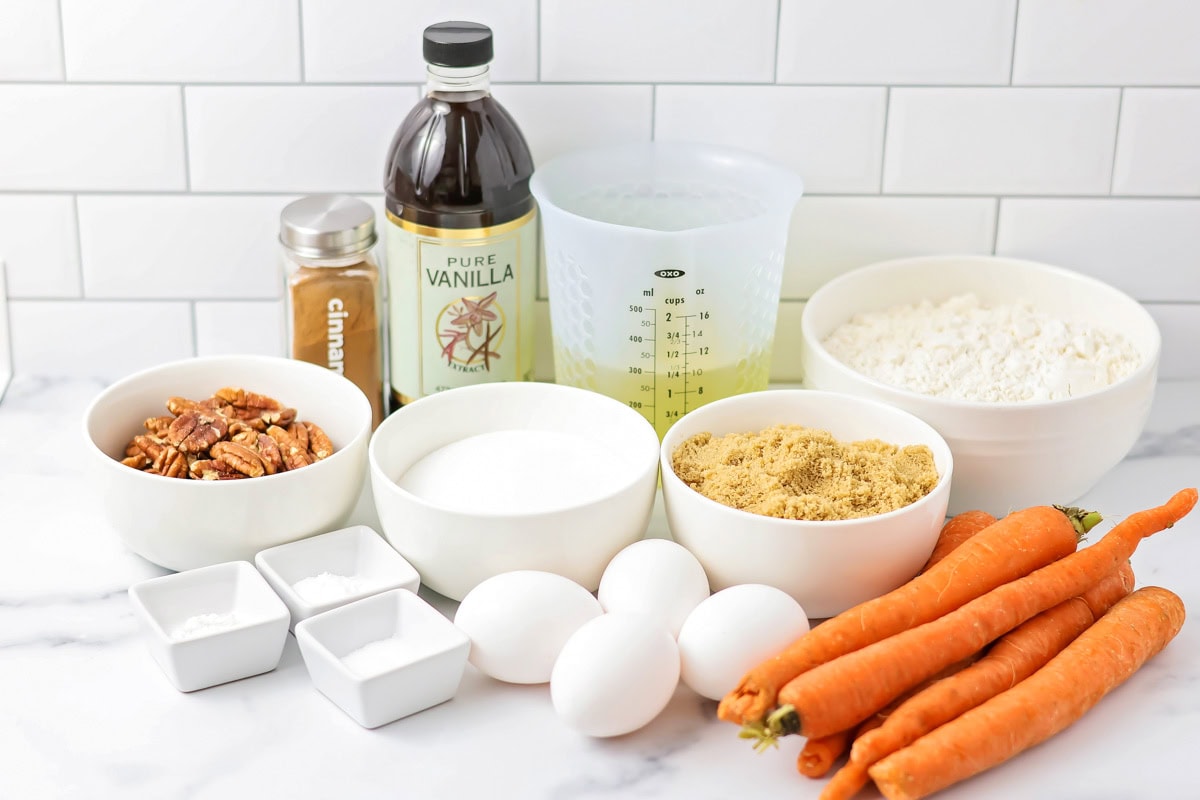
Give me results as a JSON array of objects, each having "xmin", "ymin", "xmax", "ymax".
[
  {"xmin": 167, "ymin": 412, "xmax": 229, "ymax": 454},
  {"xmin": 214, "ymin": 387, "xmax": 295, "ymax": 429},
  {"xmin": 135, "ymin": 436, "xmax": 188, "ymax": 479},
  {"xmin": 303, "ymin": 421, "xmax": 334, "ymax": 460},
  {"xmin": 254, "ymin": 432, "xmax": 284, "ymax": 475},
  {"xmin": 266, "ymin": 425, "xmax": 313, "ymax": 471},
  {"xmin": 287, "ymin": 421, "xmax": 309, "ymax": 452},
  {"xmin": 209, "ymin": 441, "xmax": 266, "ymax": 478},
  {"xmin": 121, "ymin": 453, "xmax": 151, "ymax": 469},
  {"xmin": 143, "ymin": 415, "xmax": 174, "ymax": 437},
  {"xmin": 189, "ymin": 458, "xmax": 247, "ymax": 480}
]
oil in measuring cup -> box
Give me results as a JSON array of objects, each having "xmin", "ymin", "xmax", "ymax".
[
  {"xmin": 533, "ymin": 142, "xmax": 801, "ymax": 438},
  {"xmin": 583, "ymin": 270, "xmax": 771, "ymax": 439}
]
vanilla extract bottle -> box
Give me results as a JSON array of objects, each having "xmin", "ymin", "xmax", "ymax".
[{"xmin": 384, "ymin": 21, "xmax": 537, "ymax": 408}]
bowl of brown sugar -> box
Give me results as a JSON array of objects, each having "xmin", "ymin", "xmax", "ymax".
[{"xmin": 660, "ymin": 390, "xmax": 953, "ymax": 618}]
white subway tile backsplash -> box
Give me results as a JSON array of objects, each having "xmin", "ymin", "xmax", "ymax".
[
  {"xmin": 883, "ymin": 89, "xmax": 1119, "ymax": 195},
  {"xmin": 0, "ymin": 196, "xmax": 80, "ymax": 298},
  {"xmin": 995, "ymin": 199, "xmax": 1200, "ymax": 302},
  {"xmin": 1145, "ymin": 304, "xmax": 1200, "ymax": 380},
  {"xmin": 777, "ymin": 0, "xmax": 1015, "ymax": 85},
  {"xmin": 0, "ymin": 86, "xmax": 186, "ymax": 191},
  {"xmin": 1013, "ymin": 0, "xmax": 1200, "ymax": 86},
  {"xmin": 0, "ymin": 0, "xmax": 1198, "ymax": 383},
  {"xmin": 655, "ymin": 86, "xmax": 886, "ymax": 194},
  {"xmin": 0, "ymin": 0, "xmax": 63, "ymax": 80},
  {"xmin": 8, "ymin": 301, "xmax": 193, "ymax": 378},
  {"xmin": 78, "ymin": 196, "xmax": 291, "ymax": 300},
  {"xmin": 783, "ymin": 197, "xmax": 997, "ymax": 298},
  {"xmin": 540, "ymin": 0, "xmax": 777, "ymax": 83},
  {"xmin": 1112, "ymin": 90, "xmax": 1200, "ymax": 196},
  {"xmin": 195, "ymin": 301, "xmax": 286, "ymax": 359},
  {"xmin": 185, "ymin": 86, "xmax": 416, "ymax": 193},
  {"xmin": 60, "ymin": 0, "xmax": 300, "ymax": 82},
  {"xmin": 497, "ymin": 84, "xmax": 652, "ymax": 166},
  {"xmin": 302, "ymin": 0, "xmax": 537, "ymax": 83}
]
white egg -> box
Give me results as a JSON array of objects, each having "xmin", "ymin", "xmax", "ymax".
[
  {"xmin": 677, "ymin": 584, "xmax": 811, "ymax": 701},
  {"xmin": 550, "ymin": 613, "xmax": 680, "ymax": 737},
  {"xmin": 453, "ymin": 571, "xmax": 602, "ymax": 684},
  {"xmin": 597, "ymin": 539, "xmax": 710, "ymax": 638}
]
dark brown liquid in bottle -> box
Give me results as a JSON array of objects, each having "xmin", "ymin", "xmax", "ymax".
[{"xmin": 384, "ymin": 95, "xmax": 534, "ymax": 228}]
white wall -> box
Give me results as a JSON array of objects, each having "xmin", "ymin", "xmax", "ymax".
[{"xmin": 1, "ymin": 0, "xmax": 1197, "ymax": 381}]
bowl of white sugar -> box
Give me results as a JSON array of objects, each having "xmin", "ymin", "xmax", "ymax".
[
  {"xmin": 367, "ymin": 382, "xmax": 661, "ymax": 601},
  {"xmin": 799, "ymin": 255, "xmax": 1160, "ymax": 515}
]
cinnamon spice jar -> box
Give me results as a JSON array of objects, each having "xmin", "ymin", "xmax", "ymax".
[{"xmin": 280, "ymin": 195, "xmax": 385, "ymax": 428}]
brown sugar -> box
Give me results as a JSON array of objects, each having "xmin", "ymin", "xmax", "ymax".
[{"xmin": 670, "ymin": 424, "xmax": 938, "ymax": 521}]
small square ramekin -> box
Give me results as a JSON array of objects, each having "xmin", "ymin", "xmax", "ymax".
[
  {"xmin": 254, "ymin": 525, "xmax": 421, "ymax": 631},
  {"xmin": 294, "ymin": 588, "xmax": 469, "ymax": 728},
  {"xmin": 128, "ymin": 560, "xmax": 291, "ymax": 692}
]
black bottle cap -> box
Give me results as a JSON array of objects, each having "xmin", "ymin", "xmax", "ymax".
[{"xmin": 423, "ymin": 21, "xmax": 493, "ymax": 68}]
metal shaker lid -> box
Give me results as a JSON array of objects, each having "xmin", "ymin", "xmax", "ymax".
[{"xmin": 279, "ymin": 194, "xmax": 377, "ymax": 259}]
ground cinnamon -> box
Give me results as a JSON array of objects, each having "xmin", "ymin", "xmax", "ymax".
[{"xmin": 288, "ymin": 262, "xmax": 384, "ymax": 428}]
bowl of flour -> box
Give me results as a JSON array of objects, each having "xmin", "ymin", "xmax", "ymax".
[{"xmin": 799, "ymin": 255, "xmax": 1160, "ymax": 515}]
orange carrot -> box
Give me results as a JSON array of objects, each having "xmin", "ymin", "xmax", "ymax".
[
  {"xmin": 869, "ymin": 586, "xmax": 1186, "ymax": 800},
  {"xmin": 797, "ymin": 730, "xmax": 853, "ymax": 778},
  {"xmin": 772, "ymin": 489, "xmax": 1194, "ymax": 741},
  {"xmin": 796, "ymin": 513, "xmax": 997, "ymax": 779},
  {"xmin": 921, "ymin": 510, "xmax": 997, "ymax": 571},
  {"xmin": 819, "ymin": 561, "xmax": 1135, "ymax": 800},
  {"xmin": 721, "ymin": 505, "xmax": 1092, "ymax": 728}
]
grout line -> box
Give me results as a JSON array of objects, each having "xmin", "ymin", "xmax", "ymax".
[
  {"xmin": 188, "ymin": 301, "xmax": 198, "ymax": 356},
  {"xmin": 878, "ymin": 87, "xmax": 891, "ymax": 194},
  {"xmin": 1008, "ymin": 0, "xmax": 1020, "ymax": 85},
  {"xmin": 1108, "ymin": 88, "xmax": 1125, "ymax": 194},
  {"xmin": 536, "ymin": 0, "xmax": 542, "ymax": 81},
  {"xmin": 650, "ymin": 84, "xmax": 657, "ymax": 139},
  {"xmin": 72, "ymin": 194, "xmax": 86, "ymax": 296},
  {"xmin": 54, "ymin": 0, "xmax": 68, "ymax": 78},
  {"xmin": 3, "ymin": 79, "xmax": 1194, "ymax": 89},
  {"xmin": 990, "ymin": 197, "xmax": 1003, "ymax": 254},
  {"xmin": 179, "ymin": 86, "xmax": 192, "ymax": 191},
  {"xmin": 772, "ymin": 0, "xmax": 783, "ymax": 83},
  {"xmin": 2, "ymin": 190, "xmax": 1199, "ymax": 201},
  {"xmin": 296, "ymin": 0, "xmax": 306, "ymax": 82}
]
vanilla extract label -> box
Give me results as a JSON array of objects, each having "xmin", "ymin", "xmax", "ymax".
[{"xmin": 386, "ymin": 209, "xmax": 537, "ymax": 400}]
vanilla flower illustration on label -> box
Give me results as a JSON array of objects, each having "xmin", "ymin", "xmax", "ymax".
[{"xmin": 437, "ymin": 291, "xmax": 506, "ymax": 369}]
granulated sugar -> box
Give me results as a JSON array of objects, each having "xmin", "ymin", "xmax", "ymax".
[
  {"xmin": 396, "ymin": 429, "xmax": 629, "ymax": 513},
  {"xmin": 822, "ymin": 293, "xmax": 1142, "ymax": 402}
]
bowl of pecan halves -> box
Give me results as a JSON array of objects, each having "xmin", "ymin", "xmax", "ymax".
[{"xmin": 83, "ymin": 356, "xmax": 372, "ymax": 571}]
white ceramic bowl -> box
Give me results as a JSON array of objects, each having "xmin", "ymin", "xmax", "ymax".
[
  {"xmin": 294, "ymin": 588, "xmax": 470, "ymax": 728},
  {"xmin": 799, "ymin": 255, "xmax": 1160, "ymax": 515},
  {"xmin": 128, "ymin": 560, "xmax": 291, "ymax": 692},
  {"xmin": 660, "ymin": 389, "xmax": 953, "ymax": 618},
  {"xmin": 84, "ymin": 355, "xmax": 372, "ymax": 571},
  {"xmin": 369, "ymin": 382, "xmax": 661, "ymax": 601}
]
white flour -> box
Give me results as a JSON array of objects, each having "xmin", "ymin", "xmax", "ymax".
[{"xmin": 822, "ymin": 293, "xmax": 1143, "ymax": 402}]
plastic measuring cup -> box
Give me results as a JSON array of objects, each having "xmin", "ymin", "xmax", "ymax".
[{"xmin": 531, "ymin": 142, "xmax": 804, "ymax": 438}]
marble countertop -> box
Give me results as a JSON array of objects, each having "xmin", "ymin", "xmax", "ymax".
[{"xmin": 3, "ymin": 375, "xmax": 1198, "ymax": 800}]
